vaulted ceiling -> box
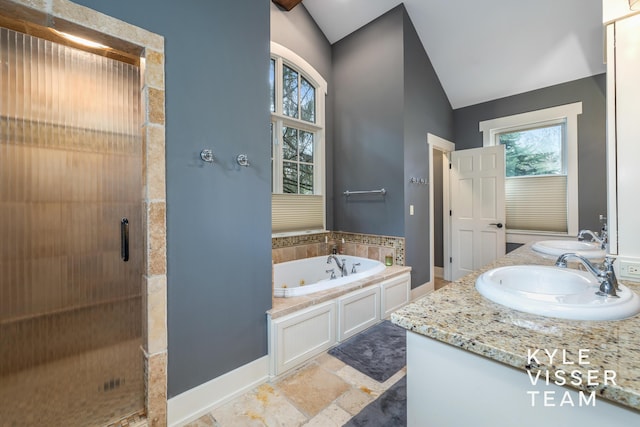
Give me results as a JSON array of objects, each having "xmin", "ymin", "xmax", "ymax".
[{"xmin": 302, "ymin": 0, "xmax": 606, "ymax": 109}]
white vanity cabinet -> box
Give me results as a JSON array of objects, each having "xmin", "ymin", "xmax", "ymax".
[
  {"xmin": 407, "ymin": 331, "xmax": 640, "ymax": 427},
  {"xmin": 605, "ymin": 3, "xmax": 640, "ymax": 269}
]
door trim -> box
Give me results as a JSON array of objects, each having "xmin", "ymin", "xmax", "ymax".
[{"xmin": 427, "ymin": 133, "xmax": 455, "ymax": 282}]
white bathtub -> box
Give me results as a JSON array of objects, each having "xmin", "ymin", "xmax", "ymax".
[{"xmin": 273, "ymin": 255, "xmax": 386, "ymax": 298}]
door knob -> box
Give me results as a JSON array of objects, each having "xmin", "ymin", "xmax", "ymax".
[{"xmin": 490, "ymin": 223, "xmax": 503, "ymax": 228}]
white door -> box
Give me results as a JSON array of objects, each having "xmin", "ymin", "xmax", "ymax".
[{"xmin": 450, "ymin": 145, "xmax": 505, "ymax": 281}]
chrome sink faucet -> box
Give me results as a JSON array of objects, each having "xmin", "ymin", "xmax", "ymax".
[
  {"xmin": 327, "ymin": 255, "xmax": 348, "ymax": 277},
  {"xmin": 555, "ymin": 253, "xmax": 620, "ymax": 298},
  {"xmin": 578, "ymin": 228, "xmax": 608, "ymax": 250}
]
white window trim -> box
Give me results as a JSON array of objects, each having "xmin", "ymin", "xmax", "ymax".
[
  {"xmin": 479, "ymin": 102, "xmax": 582, "ymax": 240},
  {"xmin": 270, "ymin": 42, "xmax": 328, "ymax": 237},
  {"xmin": 271, "ymin": 42, "xmax": 327, "ymax": 97}
]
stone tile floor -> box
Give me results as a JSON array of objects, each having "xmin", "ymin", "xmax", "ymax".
[
  {"xmin": 186, "ymin": 347, "xmax": 406, "ymax": 427},
  {"xmin": 186, "ymin": 280, "xmax": 452, "ymax": 427}
]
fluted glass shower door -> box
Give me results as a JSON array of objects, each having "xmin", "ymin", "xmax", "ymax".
[{"xmin": 0, "ymin": 27, "xmax": 144, "ymax": 425}]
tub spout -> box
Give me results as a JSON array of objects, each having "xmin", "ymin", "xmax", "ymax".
[{"xmin": 327, "ymin": 255, "xmax": 348, "ymax": 277}]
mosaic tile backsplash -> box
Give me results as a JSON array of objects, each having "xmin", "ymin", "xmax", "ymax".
[{"xmin": 272, "ymin": 231, "xmax": 405, "ymax": 266}]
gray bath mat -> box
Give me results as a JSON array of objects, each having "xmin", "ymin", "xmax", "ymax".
[
  {"xmin": 344, "ymin": 376, "xmax": 406, "ymax": 427},
  {"xmin": 329, "ymin": 320, "xmax": 406, "ymax": 382}
]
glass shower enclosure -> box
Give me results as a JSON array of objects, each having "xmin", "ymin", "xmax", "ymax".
[{"xmin": 0, "ymin": 26, "xmax": 144, "ymax": 425}]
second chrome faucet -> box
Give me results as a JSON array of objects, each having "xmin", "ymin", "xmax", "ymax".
[{"xmin": 555, "ymin": 253, "xmax": 620, "ymax": 297}]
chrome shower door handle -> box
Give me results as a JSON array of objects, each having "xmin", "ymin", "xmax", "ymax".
[{"xmin": 121, "ymin": 218, "xmax": 129, "ymax": 262}]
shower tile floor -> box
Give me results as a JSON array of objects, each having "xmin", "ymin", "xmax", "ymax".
[
  {"xmin": 187, "ymin": 279, "xmax": 450, "ymax": 427},
  {"xmin": 186, "ymin": 352, "xmax": 407, "ymax": 427},
  {"xmin": 0, "ymin": 339, "xmax": 145, "ymax": 427}
]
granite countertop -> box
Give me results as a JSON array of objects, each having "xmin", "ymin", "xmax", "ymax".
[
  {"xmin": 269, "ymin": 265, "xmax": 411, "ymax": 319},
  {"xmin": 391, "ymin": 243, "xmax": 640, "ymax": 411}
]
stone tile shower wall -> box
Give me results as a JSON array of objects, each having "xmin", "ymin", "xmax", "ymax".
[{"xmin": 272, "ymin": 232, "xmax": 405, "ymax": 266}]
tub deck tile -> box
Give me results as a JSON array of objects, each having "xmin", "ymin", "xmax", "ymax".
[{"xmin": 268, "ymin": 266, "xmax": 411, "ymax": 319}]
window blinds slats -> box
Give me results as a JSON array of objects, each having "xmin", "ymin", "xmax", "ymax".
[
  {"xmin": 505, "ymin": 175, "xmax": 567, "ymax": 232},
  {"xmin": 272, "ymin": 194, "xmax": 324, "ymax": 233}
]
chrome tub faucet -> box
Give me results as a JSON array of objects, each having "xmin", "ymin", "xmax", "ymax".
[{"xmin": 327, "ymin": 255, "xmax": 348, "ymax": 277}]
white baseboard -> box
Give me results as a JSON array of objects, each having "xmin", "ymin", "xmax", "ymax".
[
  {"xmin": 168, "ymin": 355, "xmax": 269, "ymax": 427},
  {"xmin": 411, "ymin": 281, "xmax": 434, "ymax": 301},
  {"xmin": 434, "ymin": 267, "xmax": 444, "ymax": 279}
]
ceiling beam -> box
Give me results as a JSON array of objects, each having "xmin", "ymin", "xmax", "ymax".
[{"xmin": 272, "ymin": 0, "xmax": 303, "ymax": 12}]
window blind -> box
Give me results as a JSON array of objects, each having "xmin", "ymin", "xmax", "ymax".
[
  {"xmin": 272, "ymin": 194, "xmax": 324, "ymax": 233},
  {"xmin": 505, "ymin": 175, "xmax": 567, "ymax": 233}
]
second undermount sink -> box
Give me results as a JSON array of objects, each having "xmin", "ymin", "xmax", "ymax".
[
  {"xmin": 531, "ymin": 240, "xmax": 605, "ymax": 260},
  {"xmin": 475, "ymin": 265, "xmax": 640, "ymax": 321}
]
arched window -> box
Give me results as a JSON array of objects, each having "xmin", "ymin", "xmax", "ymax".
[{"xmin": 270, "ymin": 42, "xmax": 327, "ymax": 234}]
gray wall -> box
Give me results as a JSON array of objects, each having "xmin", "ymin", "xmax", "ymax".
[
  {"xmin": 332, "ymin": 5, "xmax": 453, "ymax": 287},
  {"xmin": 270, "ymin": 3, "xmax": 331, "ymax": 89},
  {"xmin": 402, "ymin": 7, "xmax": 453, "ymax": 286},
  {"xmin": 73, "ymin": 0, "xmax": 273, "ymax": 397},
  {"xmin": 453, "ymin": 74, "xmax": 607, "ymax": 232},
  {"xmin": 270, "ymin": 3, "xmax": 334, "ymax": 229},
  {"xmin": 332, "ymin": 7, "xmax": 406, "ymax": 238}
]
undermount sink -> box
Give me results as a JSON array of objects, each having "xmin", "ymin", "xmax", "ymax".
[
  {"xmin": 531, "ymin": 240, "xmax": 605, "ymax": 260},
  {"xmin": 475, "ymin": 265, "xmax": 640, "ymax": 321}
]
